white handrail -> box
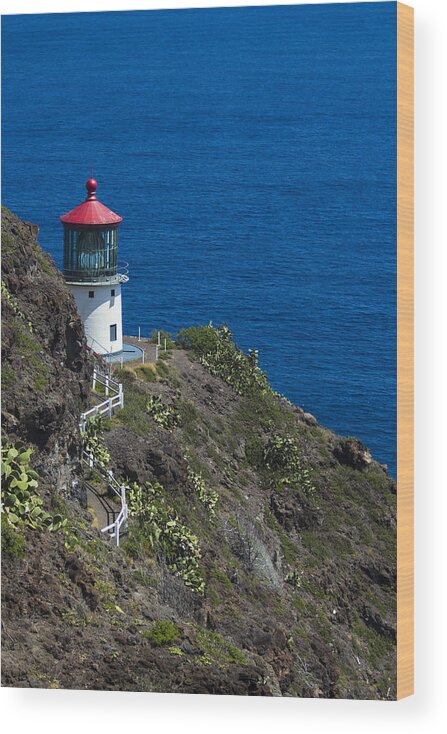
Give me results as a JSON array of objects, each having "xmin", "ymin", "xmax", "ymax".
[
  {"xmin": 79, "ymin": 369, "xmax": 123, "ymax": 432},
  {"xmin": 80, "ymin": 369, "xmax": 127, "ymax": 546}
]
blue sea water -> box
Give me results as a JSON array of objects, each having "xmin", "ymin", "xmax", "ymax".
[{"xmin": 1, "ymin": 3, "xmax": 397, "ymax": 475}]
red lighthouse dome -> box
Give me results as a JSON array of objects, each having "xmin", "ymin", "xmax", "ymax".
[{"xmin": 60, "ymin": 178, "xmax": 123, "ymax": 226}]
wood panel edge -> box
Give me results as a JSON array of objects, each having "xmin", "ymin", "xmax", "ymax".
[{"xmin": 396, "ymin": 0, "xmax": 414, "ymax": 701}]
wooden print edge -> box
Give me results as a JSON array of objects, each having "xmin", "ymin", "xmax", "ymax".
[{"xmin": 396, "ymin": 1, "xmax": 414, "ymax": 701}]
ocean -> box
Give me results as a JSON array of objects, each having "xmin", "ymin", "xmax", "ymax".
[{"xmin": 1, "ymin": 3, "xmax": 397, "ymax": 475}]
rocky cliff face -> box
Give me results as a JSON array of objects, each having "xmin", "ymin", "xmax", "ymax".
[
  {"xmin": 1, "ymin": 209, "xmax": 397, "ymax": 699},
  {"xmin": 1, "ymin": 207, "xmax": 91, "ymax": 495}
]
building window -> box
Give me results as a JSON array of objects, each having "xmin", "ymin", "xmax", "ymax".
[
  {"xmin": 110, "ymin": 324, "xmax": 117, "ymax": 342},
  {"xmin": 89, "ymin": 291, "xmax": 94, "ymax": 298},
  {"xmin": 111, "ymin": 289, "xmax": 115, "ymax": 297}
]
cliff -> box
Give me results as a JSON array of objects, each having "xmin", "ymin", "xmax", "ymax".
[
  {"xmin": 1, "ymin": 207, "xmax": 91, "ymax": 497},
  {"xmin": 1, "ymin": 209, "xmax": 397, "ymax": 698}
]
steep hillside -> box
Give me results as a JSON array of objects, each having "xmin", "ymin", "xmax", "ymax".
[
  {"xmin": 1, "ymin": 209, "xmax": 396, "ymax": 698},
  {"xmin": 1, "ymin": 207, "xmax": 91, "ymax": 496}
]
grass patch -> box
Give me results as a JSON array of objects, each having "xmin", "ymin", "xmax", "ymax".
[
  {"xmin": 196, "ymin": 628, "xmax": 248, "ymax": 669},
  {"xmin": 264, "ymin": 506, "xmax": 299, "ymax": 564},
  {"xmin": 134, "ymin": 363, "xmax": 157, "ymax": 382},
  {"xmin": 34, "ymin": 364, "xmax": 49, "ymax": 391},
  {"xmin": 116, "ymin": 377, "xmax": 153, "ymax": 437},
  {"xmin": 1, "ymin": 366, "xmax": 15, "ymax": 391},
  {"xmin": 114, "ymin": 366, "xmax": 137, "ymax": 381},
  {"xmin": 352, "ymin": 614, "xmax": 395, "ymax": 668},
  {"xmin": 36, "ymin": 251, "xmax": 54, "ymax": 276},
  {"xmin": 158, "ymin": 350, "xmax": 172, "ymax": 361},
  {"xmin": 210, "ymin": 565, "xmax": 232, "ymax": 589},
  {"xmin": 177, "ymin": 399, "xmax": 201, "ymax": 443},
  {"xmin": 122, "ymin": 525, "xmax": 156, "ymax": 562},
  {"xmin": 155, "ymin": 360, "xmax": 169, "ymax": 378},
  {"xmin": 1, "ymin": 515, "xmax": 26, "ymax": 558},
  {"xmin": 300, "ymin": 530, "xmax": 330, "ymax": 562},
  {"xmin": 144, "ymin": 620, "xmax": 180, "ymax": 647}
]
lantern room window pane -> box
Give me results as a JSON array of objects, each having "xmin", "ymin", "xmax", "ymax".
[{"xmin": 63, "ymin": 225, "xmax": 118, "ymax": 282}]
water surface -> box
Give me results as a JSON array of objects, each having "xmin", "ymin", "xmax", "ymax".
[{"xmin": 2, "ymin": 3, "xmax": 397, "ymax": 474}]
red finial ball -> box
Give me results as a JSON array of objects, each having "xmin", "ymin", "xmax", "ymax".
[{"xmin": 86, "ymin": 177, "xmax": 97, "ymax": 193}]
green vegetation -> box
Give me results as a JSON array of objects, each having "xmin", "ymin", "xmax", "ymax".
[
  {"xmin": 127, "ymin": 480, "xmax": 205, "ymax": 594},
  {"xmin": 157, "ymin": 350, "xmax": 172, "ymax": 361},
  {"xmin": 187, "ymin": 468, "xmax": 219, "ymax": 517},
  {"xmin": 196, "ymin": 628, "xmax": 248, "ymax": 669},
  {"xmin": 1, "ymin": 442, "xmax": 67, "ymax": 533},
  {"xmin": 146, "ymin": 395, "xmax": 180, "ymax": 431},
  {"xmin": 82, "ymin": 415, "xmax": 110, "ymax": 468},
  {"xmin": 122, "ymin": 525, "xmax": 155, "ymax": 562},
  {"xmin": 352, "ymin": 614, "xmax": 394, "ymax": 668},
  {"xmin": 1, "ymin": 366, "xmax": 15, "ymax": 391},
  {"xmin": 144, "ymin": 620, "xmax": 180, "ymax": 647},
  {"xmin": 115, "ymin": 365, "xmax": 137, "ymax": 380},
  {"xmin": 176, "ymin": 323, "xmax": 270, "ymax": 396},
  {"xmin": 0, "ymin": 203, "xmax": 397, "ymax": 696},
  {"xmin": 264, "ymin": 434, "xmax": 316, "ymax": 497},
  {"xmin": 150, "ymin": 330, "xmax": 175, "ymax": 350},
  {"xmin": 176, "ymin": 399, "xmax": 200, "ymax": 443},
  {"xmin": 35, "ymin": 251, "xmax": 54, "ymax": 276},
  {"xmin": 115, "ymin": 375, "xmax": 153, "ymax": 437},
  {"xmin": 1, "ymin": 514, "xmax": 26, "ymax": 557},
  {"xmin": 155, "ymin": 359, "xmax": 169, "ymax": 377},
  {"xmin": 134, "ymin": 363, "xmax": 157, "ymax": 382},
  {"xmin": 168, "ymin": 645, "xmax": 183, "ymax": 656},
  {"xmin": 1, "ymin": 280, "xmax": 33, "ymax": 332},
  {"xmin": 284, "ymin": 569, "xmax": 302, "ymax": 589},
  {"xmin": 34, "ymin": 364, "xmax": 49, "ymax": 391},
  {"xmin": 210, "ymin": 565, "xmax": 232, "ymax": 589}
]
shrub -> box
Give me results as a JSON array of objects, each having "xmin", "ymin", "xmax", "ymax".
[
  {"xmin": 82, "ymin": 415, "xmax": 110, "ymax": 468},
  {"xmin": 187, "ymin": 468, "xmax": 219, "ymax": 517},
  {"xmin": 144, "ymin": 619, "xmax": 180, "ymax": 646},
  {"xmin": 196, "ymin": 628, "xmax": 248, "ymax": 669},
  {"xmin": 150, "ymin": 330, "xmax": 175, "ymax": 350},
  {"xmin": 146, "ymin": 395, "xmax": 180, "ymax": 431},
  {"xmin": 127, "ymin": 480, "xmax": 205, "ymax": 594},
  {"xmin": 177, "ymin": 323, "xmax": 270, "ymax": 397},
  {"xmin": 264, "ymin": 435, "xmax": 315, "ymax": 497},
  {"xmin": 285, "ymin": 569, "xmax": 302, "ymax": 590},
  {"xmin": 1, "ymin": 514, "xmax": 26, "ymax": 557},
  {"xmin": 176, "ymin": 324, "xmax": 221, "ymax": 355}
]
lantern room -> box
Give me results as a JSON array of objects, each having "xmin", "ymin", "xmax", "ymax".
[{"xmin": 61, "ymin": 178, "xmax": 123, "ymax": 283}]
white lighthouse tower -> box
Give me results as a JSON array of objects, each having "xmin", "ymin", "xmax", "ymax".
[{"xmin": 61, "ymin": 177, "xmax": 128, "ymax": 355}]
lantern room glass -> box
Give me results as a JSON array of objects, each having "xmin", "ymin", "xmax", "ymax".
[{"xmin": 63, "ymin": 225, "xmax": 118, "ymax": 282}]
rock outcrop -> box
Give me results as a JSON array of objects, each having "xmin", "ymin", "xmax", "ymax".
[{"xmin": 1, "ymin": 207, "xmax": 91, "ymax": 495}]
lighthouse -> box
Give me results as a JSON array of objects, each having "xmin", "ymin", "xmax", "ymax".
[{"xmin": 61, "ymin": 178, "xmax": 128, "ymax": 355}]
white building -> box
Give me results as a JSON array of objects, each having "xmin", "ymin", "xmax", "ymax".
[{"xmin": 60, "ymin": 177, "xmax": 128, "ymax": 355}]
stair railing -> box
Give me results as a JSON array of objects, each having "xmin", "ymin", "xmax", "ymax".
[
  {"xmin": 80, "ymin": 368, "xmax": 124, "ymax": 432},
  {"xmin": 80, "ymin": 369, "xmax": 127, "ymax": 546}
]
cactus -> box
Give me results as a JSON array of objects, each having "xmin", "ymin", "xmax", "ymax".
[{"xmin": 1, "ymin": 441, "xmax": 68, "ymax": 534}]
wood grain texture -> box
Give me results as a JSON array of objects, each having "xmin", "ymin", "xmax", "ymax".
[{"xmin": 397, "ymin": 1, "xmax": 414, "ymax": 701}]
